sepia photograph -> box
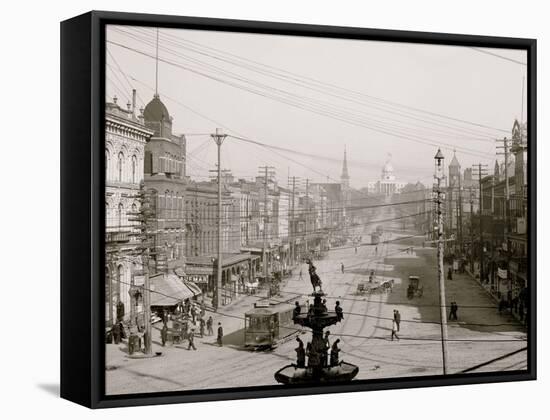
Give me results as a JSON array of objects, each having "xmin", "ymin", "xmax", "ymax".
[{"xmin": 103, "ymin": 23, "xmax": 530, "ymax": 396}]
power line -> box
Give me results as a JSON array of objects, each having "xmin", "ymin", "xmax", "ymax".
[{"xmin": 116, "ymin": 26, "xmax": 509, "ymax": 135}]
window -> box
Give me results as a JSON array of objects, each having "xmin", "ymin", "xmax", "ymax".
[
  {"xmin": 117, "ymin": 203, "xmax": 124, "ymax": 228},
  {"xmin": 117, "ymin": 152, "xmax": 124, "ymax": 182},
  {"xmin": 131, "ymin": 155, "xmax": 137, "ymax": 184}
]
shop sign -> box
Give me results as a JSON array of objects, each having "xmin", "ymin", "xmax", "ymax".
[{"xmin": 497, "ymin": 268, "xmax": 508, "ymax": 279}]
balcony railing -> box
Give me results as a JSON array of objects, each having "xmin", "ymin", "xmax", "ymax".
[{"xmin": 106, "ymin": 230, "xmax": 132, "ymax": 243}]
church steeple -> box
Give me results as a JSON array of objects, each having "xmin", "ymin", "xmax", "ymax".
[{"xmin": 341, "ymin": 146, "xmax": 350, "ymax": 187}]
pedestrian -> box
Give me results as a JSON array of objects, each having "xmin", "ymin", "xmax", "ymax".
[
  {"xmin": 391, "ymin": 319, "xmax": 400, "ymax": 341},
  {"xmin": 393, "ymin": 310, "xmax": 401, "ymax": 332},
  {"xmin": 295, "ymin": 337, "xmax": 306, "ymax": 368},
  {"xmin": 330, "ymin": 339, "xmax": 341, "ymax": 366},
  {"xmin": 449, "ymin": 301, "xmax": 458, "ymax": 321},
  {"xmin": 187, "ymin": 328, "xmax": 197, "ymax": 350},
  {"xmin": 323, "ymin": 331, "xmax": 331, "ymax": 367},
  {"xmin": 447, "ymin": 267, "xmax": 453, "ymax": 281},
  {"xmin": 293, "ymin": 301, "xmax": 301, "ymax": 320},
  {"xmin": 112, "ymin": 322, "xmax": 121, "ymax": 344},
  {"xmin": 191, "ymin": 305, "xmax": 197, "ymax": 323},
  {"xmin": 161, "ymin": 323, "xmax": 168, "ymax": 347},
  {"xmin": 355, "ymin": 247, "xmax": 357, "ymax": 254},
  {"xmin": 299, "ymin": 268, "xmax": 303, "ymax": 280},
  {"xmin": 217, "ymin": 322, "xmax": 223, "ymax": 346},
  {"xmin": 335, "ymin": 301, "xmax": 344, "ymax": 322},
  {"xmin": 341, "ymin": 262, "xmax": 345, "ymax": 274},
  {"xmin": 199, "ymin": 317, "xmax": 205, "ymax": 337},
  {"xmin": 206, "ymin": 316, "xmax": 213, "ymax": 336},
  {"xmin": 375, "ymin": 246, "xmax": 378, "ymax": 255}
]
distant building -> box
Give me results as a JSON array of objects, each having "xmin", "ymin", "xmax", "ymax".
[{"xmin": 367, "ymin": 155, "xmax": 406, "ymax": 196}]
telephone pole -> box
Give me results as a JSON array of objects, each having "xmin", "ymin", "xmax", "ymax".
[
  {"xmin": 434, "ymin": 149, "xmax": 449, "ymax": 375},
  {"xmin": 211, "ymin": 128, "xmax": 227, "ymax": 311},
  {"xmin": 305, "ymin": 178, "xmax": 310, "ymax": 257},
  {"xmin": 259, "ymin": 166, "xmax": 275, "ymax": 281},
  {"xmin": 472, "ymin": 163, "xmax": 489, "ymax": 282},
  {"xmin": 127, "ymin": 182, "xmax": 156, "ymax": 355}
]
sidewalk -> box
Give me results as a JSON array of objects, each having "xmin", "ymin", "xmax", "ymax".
[{"xmin": 462, "ymin": 266, "xmax": 526, "ymax": 325}]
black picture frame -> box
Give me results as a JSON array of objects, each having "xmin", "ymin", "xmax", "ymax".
[{"xmin": 61, "ymin": 10, "xmax": 537, "ymax": 409}]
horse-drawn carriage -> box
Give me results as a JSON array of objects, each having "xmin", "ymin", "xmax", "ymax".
[{"xmin": 356, "ymin": 279, "xmax": 394, "ymax": 295}]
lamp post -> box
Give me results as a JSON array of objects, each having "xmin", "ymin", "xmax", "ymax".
[{"xmin": 434, "ymin": 148, "xmax": 449, "ymax": 374}]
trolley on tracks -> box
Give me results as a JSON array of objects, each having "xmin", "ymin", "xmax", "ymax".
[{"xmin": 244, "ymin": 299, "xmax": 303, "ymax": 348}]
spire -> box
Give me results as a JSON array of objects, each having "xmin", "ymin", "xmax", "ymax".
[
  {"xmin": 494, "ymin": 160, "xmax": 500, "ymax": 181},
  {"xmin": 449, "ymin": 149, "xmax": 460, "ymax": 168},
  {"xmin": 341, "ymin": 146, "xmax": 350, "ymax": 181}
]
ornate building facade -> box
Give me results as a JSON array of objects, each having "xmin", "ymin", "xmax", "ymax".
[{"xmin": 105, "ymin": 97, "xmax": 153, "ymax": 326}]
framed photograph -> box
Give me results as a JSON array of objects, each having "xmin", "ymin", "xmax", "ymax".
[{"xmin": 61, "ymin": 11, "xmax": 536, "ymax": 408}]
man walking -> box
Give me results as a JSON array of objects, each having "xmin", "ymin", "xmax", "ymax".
[
  {"xmin": 187, "ymin": 328, "xmax": 197, "ymax": 350},
  {"xmin": 199, "ymin": 317, "xmax": 205, "ymax": 337},
  {"xmin": 206, "ymin": 316, "xmax": 213, "ymax": 336},
  {"xmin": 447, "ymin": 266, "xmax": 453, "ymax": 281},
  {"xmin": 341, "ymin": 262, "xmax": 345, "ymax": 274},
  {"xmin": 295, "ymin": 337, "xmax": 306, "ymax": 368},
  {"xmin": 335, "ymin": 301, "xmax": 344, "ymax": 322},
  {"xmin": 391, "ymin": 319, "xmax": 400, "ymax": 341},
  {"xmin": 393, "ymin": 309, "xmax": 401, "ymax": 332},
  {"xmin": 217, "ymin": 322, "xmax": 224, "ymax": 347},
  {"xmin": 449, "ymin": 301, "xmax": 458, "ymax": 321}
]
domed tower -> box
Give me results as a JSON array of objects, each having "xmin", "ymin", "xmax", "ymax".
[{"xmin": 143, "ymin": 94, "xmax": 173, "ymax": 138}]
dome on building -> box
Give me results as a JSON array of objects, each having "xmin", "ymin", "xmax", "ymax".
[
  {"xmin": 143, "ymin": 94, "xmax": 170, "ymax": 122},
  {"xmin": 383, "ymin": 161, "xmax": 394, "ymax": 174}
]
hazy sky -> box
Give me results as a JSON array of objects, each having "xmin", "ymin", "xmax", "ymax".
[{"xmin": 106, "ymin": 25, "xmax": 527, "ymax": 189}]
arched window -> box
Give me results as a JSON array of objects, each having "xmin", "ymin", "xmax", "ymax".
[
  {"xmin": 105, "ymin": 150, "xmax": 111, "ymax": 179},
  {"xmin": 118, "ymin": 203, "xmax": 124, "ymax": 228},
  {"xmin": 117, "ymin": 152, "xmax": 124, "ymax": 182},
  {"xmin": 131, "ymin": 155, "xmax": 137, "ymax": 184}
]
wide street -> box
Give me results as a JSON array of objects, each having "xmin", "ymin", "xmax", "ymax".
[{"xmin": 106, "ymin": 203, "xmax": 527, "ymax": 395}]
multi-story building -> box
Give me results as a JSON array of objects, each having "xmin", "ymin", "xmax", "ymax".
[
  {"xmin": 105, "ymin": 95, "xmax": 153, "ymax": 326},
  {"xmin": 142, "ymin": 94, "xmax": 187, "ymax": 273}
]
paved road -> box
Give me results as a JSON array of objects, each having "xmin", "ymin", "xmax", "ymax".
[{"xmin": 106, "ymin": 203, "xmax": 527, "ymax": 395}]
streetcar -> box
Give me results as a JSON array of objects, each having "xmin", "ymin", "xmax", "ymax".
[{"xmin": 244, "ymin": 299, "xmax": 302, "ymax": 348}]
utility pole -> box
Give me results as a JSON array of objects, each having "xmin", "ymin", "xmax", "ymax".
[
  {"xmin": 211, "ymin": 128, "xmax": 227, "ymax": 311},
  {"xmin": 469, "ymin": 186, "xmax": 474, "ymax": 273},
  {"xmin": 305, "ymin": 178, "xmax": 310, "ymax": 257},
  {"xmin": 127, "ymin": 182, "xmax": 155, "ymax": 355},
  {"xmin": 472, "ymin": 163, "xmax": 489, "ymax": 283},
  {"xmin": 290, "ymin": 176, "xmax": 297, "ymax": 266},
  {"xmin": 434, "ymin": 149, "xmax": 449, "ymax": 375},
  {"xmin": 259, "ymin": 166, "xmax": 275, "ymax": 282}
]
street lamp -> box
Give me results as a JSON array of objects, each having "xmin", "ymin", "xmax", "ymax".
[{"xmin": 434, "ymin": 148, "xmax": 449, "ymax": 375}]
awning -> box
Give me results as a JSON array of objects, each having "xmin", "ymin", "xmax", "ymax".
[
  {"xmin": 150, "ymin": 274, "xmax": 194, "ymax": 306},
  {"xmin": 184, "ymin": 281, "xmax": 202, "ymax": 296}
]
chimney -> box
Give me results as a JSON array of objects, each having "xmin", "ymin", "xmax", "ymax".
[{"xmin": 132, "ymin": 89, "xmax": 137, "ymax": 115}]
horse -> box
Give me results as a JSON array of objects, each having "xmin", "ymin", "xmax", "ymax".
[{"xmin": 306, "ymin": 259, "xmax": 322, "ymax": 292}]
